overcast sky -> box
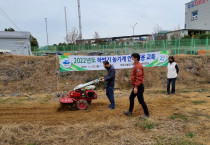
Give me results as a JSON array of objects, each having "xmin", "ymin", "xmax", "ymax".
[{"xmin": 0, "ymin": 0, "xmax": 189, "ymax": 46}]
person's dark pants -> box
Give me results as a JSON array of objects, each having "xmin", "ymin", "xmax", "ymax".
[
  {"xmin": 129, "ymin": 84, "xmax": 149, "ymax": 116},
  {"xmin": 106, "ymin": 86, "xmax": 115, "ymax": 109},
  {"xmin": 167, "ymin": 78, "xmax": 177, "ymax": 94}
]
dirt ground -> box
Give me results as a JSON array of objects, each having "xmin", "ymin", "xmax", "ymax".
[
  {"xmin": 0, "ymin": 55, "xmax": 209, "ymax": 145},
  {"xmin": 0, "ymin": 85, "xmax": 209, "ymax": 145}
]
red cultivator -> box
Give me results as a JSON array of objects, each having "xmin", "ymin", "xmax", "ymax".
[{"xmin": 57, "ymin": 78, "xmax": 101, "ymax": 110}]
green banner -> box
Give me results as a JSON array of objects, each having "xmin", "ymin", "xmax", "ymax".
[{"xmin": 59, "ymin": 51, "xmax": 169, "ymax": 72}]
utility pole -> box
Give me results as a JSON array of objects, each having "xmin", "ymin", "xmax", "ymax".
[
  {"xmin": 45, "ymin": 18, "xmax": 49, "ymax": 46},
  {"xmin": 131, "ymin": 23, "xmax": 137, "ymax": 36},
  {"xmin": 64, "ymin": 7, "xmax": 68, "ymax": 39},
  {"xmin": 77, "ymin": 0, "xmax": 82, "ymax": 40}
]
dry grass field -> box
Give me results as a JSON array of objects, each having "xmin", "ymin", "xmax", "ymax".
[
  {"xmin": 0, "ymin": 86, "xmax": 209, "ymax": 145},
  {"xmin": 0, "ymin": 55, "xmax": 209, "ymax": 145}
]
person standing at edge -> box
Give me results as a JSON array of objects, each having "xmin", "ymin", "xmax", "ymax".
[
  {"xmin": 123, "ymin": 53, "xmax": 150, "ymax": 118},
  {"xmin": 101, "ymin": 61, "xmax": 116, "ymax": 110},
  {"xmin": 167, "ymin": 56, "xmax": 179, "ymax": 95}
]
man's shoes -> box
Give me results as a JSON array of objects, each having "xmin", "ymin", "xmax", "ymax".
[
  {"xmin": 123, "ymin": 110, "xmax": 132, "ymax": 116},
  {"xmin": 108, "ymin": 107, "xmax": 115, "ymax": 110},
  {"xmin": 167, "ymin": 92, "xmax": 170, "ymax": 95},
  {"xmin": 139, "ymin": 115, "xmax": 149, "ymax": 119}
]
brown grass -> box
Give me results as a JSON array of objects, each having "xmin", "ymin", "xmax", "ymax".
[
  {"xmin": 0, "ymin": 55, "xmax": 209, "ymax": 144},
  {"xmin": 0, "ymin": 90, "xmax": 209, "ymax": 145},
  {"xmin": 0, "ymin": 55, "xmax": 209, "ymax": 95}
]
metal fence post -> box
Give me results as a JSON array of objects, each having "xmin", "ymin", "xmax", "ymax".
[
  {"xmin": 207, "ymin": 39, "xmax": 210, "ymax": 54},
  {"xmin": 206, "ymin": 37, "xmax": 208, "ymax": 55},
  {"xmin": 175, "ymin": 39, "xmax": 177, "ymax": 55},
  {"xmin": 149, "ymin": 42, "xmax": 151, "ymax": 52},
  {"xmin": 178, "ymin": 39, "xmax": 180, "ymax": 54},
  {"xmin": 191, "ymin": 39, "xmax": 193, "ymax": 55},
  {"xmin": 208, "ymin": 39, "xmax": 210, "ymax": 55},
  {"xmin": 146, "ymin": 39, "xmax": 148, "ymax": 53},
  {"xmin": 136, "ymin": 42, "xmax": 138, "ymax": 52},
  {"xmin": 63, "ymin": 45, "xmax": 65, "ymax": 53},
  {"xmin": 92, "ymin": 44, "xmax": 94, "ymax": 52},
  {"xmin": 125, "ymin": 42, "xmax": 127, "ymax": 54},
  {"xmin": 82, "ymin": 44, "xmax": 84, "ymax": 55},
  {"xmin": 153, "ymin": 40, "xmax": 155, "ymax": 52},
  {"xmin": 194, "ymin": 39, "xmax": 196, "ymax": 55},
  {"xmin": 114, "ymin": 42, "xmax": 116, "ymax": 55},
  {"xmin": 163, "ymin": 40, "xmax": 165, "ymax": 51},
  {"xmin": 103, "ymin": 45, "xmax": 105, "ymax": 56}
]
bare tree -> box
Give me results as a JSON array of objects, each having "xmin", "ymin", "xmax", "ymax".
[
  {"xmin": 173, "ymin": 24, "xmax": 181, "ymax": 31},
  {"xmin": 170, "ymin": 25, "xmax": 182, "ymax": 40},
  {"xmin": 66, "ymin": 27, "xmax": 79, "ymax": 44},
  {"xmin": 153, "ymin": 24, "xmax": 167, "ymax": 40},
  {"xmin": 153, "ymin": 24, "xmax": 162, "ymax": 34},
  {"xmin": 93, "ymin": 32, "xmax": 100, "ymax": 39},
  {"xmin": 93, "ymin": 32, "xmax": 102, "ymax": 44}
]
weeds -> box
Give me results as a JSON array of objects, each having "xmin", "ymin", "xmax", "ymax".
[
  {"xmin": 1, "ymin": 97, "xmax": 33, "ymax": 105},
  {"xmin": 186, "ymin": 132, "xmax": 195, "ymax": 138},
  {"xmin": 182, "ymin": 89, "xmax": 194, "ymax": 93},
  {"xmin": 0, "ymin": 98, "xmax": 9, "ymax": 104},
  {"xmin": 181, "ymin": 115, "xmax": 188, "ymax": 121},
  {"xmin": 201, "ymin": 114, "xmax": 210, "ymax": 119},
  {"xmin": 148, "ymin": 90, "xmax": 166, "ymax": 94},
  {"xmin": 182, "ymin": 125, "xmax": 187, "ymax": 129},
  {"xmin": 40, "ymin": 96, "xmax": 52, "ymax": 104},
  {"xmin": 155, "ymin": 135, "xmax": 166, "ymax": 145},
  {"xmin": 170, "ymin": 115, "xmax": 188, "ymax": 121},
  {"xmin": 155, "ymin": 136, "xmax": 201, "ymax": 145},
  {"xmin": 124, "ymin": 71, "xmax": 129, "ymax": 77},
  {"xmin": 192, "ymin": 101, "xmax": 207, "ymax": 105},
  {"xmin": 170, "ymin": 115, "xmax": 178, "ymax": 119},
  {"xmin": 139, "ymin": 119, "xmax": 154, "ymax": 130}
]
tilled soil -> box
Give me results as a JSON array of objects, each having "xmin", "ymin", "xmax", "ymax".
[{"xmin": 0, "ymin": 90, "xmax": 209, "ymax": 145}]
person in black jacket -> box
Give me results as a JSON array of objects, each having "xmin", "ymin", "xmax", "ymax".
[{"xmin": 101, "ymin": 61, "xmax": 116, "ymax": 110}]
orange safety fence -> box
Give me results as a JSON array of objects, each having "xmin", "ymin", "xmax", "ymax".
[{"xmin": 198, "ymin": 50, "xmax": 210, "ymax": 55}]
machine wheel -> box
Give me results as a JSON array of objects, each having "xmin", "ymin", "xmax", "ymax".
[
  {"xmin": 87, "ymin": 100, "xmax": 92, "ymax": 105},
  {"xmin": 77, "ymin": 100, "xmax": 88, "ymax": 110}
]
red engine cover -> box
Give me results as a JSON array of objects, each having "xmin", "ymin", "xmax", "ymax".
[{"xmin": 69, "ymin": 91, "xmax": 81, "ymax": 98}]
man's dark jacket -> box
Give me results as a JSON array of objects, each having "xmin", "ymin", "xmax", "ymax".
[{"xmin": 105, "ymin": 65, "xmax": 115, "ymax": 88}]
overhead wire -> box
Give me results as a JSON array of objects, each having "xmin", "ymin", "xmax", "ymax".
[{"xmin": 0, "ymin": 6, "xmax": 22, "ymax": 31}]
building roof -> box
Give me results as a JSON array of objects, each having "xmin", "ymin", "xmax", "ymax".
[
  {"xmin": 158, "ymin": 30, "xmax": 170, "ymax": 34},
  {"xmin": 0, "ymin": 31, "xmax": 31, "ymax": 39},
  {"xmin": 166, "ymin": 29, "xmax": 210, "ymax": 33},
  {"xmin": 82, "ymin": 34, "xmax": 152, "ymax": 41}
]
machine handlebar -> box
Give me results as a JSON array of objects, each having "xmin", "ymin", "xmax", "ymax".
[{"xmin": 74, "ymin": 78, "xmax": 102, "ymax": 90}]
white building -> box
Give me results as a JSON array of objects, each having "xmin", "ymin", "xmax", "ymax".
[
  {"xmin": 0, "ymin": 31, "xmax": 32, "ymax": 55},
  {"xmin": 185, "ymin": 0, "xmax": 210, "ymax": 30}
]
